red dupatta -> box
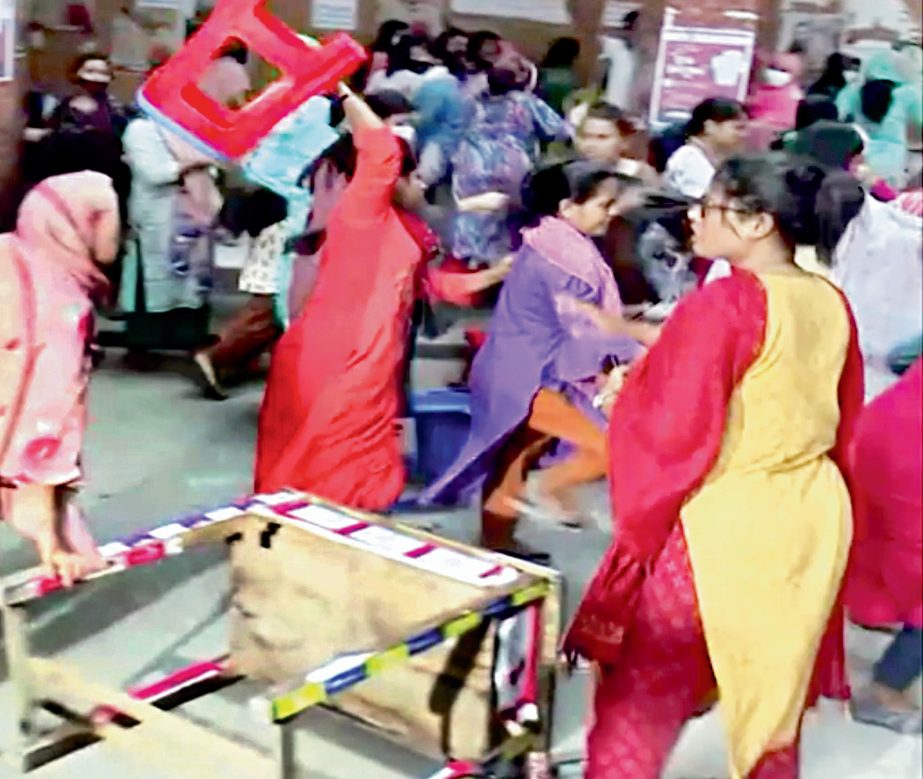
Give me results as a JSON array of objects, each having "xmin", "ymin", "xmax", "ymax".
[{"xmin": 563, "ymin": 270, "xmax": 864, "ymax": 702}]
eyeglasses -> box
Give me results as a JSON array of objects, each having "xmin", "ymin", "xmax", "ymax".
[{"xmin": 689, "ymin": 198, "xmax": 754, "ymax": 218}]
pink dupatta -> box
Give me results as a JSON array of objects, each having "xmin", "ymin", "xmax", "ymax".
[{"xmin": 0, "ymin": 171, "xmax": 119, "ymax": 559}]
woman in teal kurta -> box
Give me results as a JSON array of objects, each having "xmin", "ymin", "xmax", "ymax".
[{"xmin": 837, "ymin": 50, "xmax": 923, "ymax": 187}]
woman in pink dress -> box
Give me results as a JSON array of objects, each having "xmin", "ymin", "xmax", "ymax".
[
  {"xmin": 0, "ymin": 171, "xmax": 117, "ymax": 585},
  {"xmin": 847, "ymin": 359, "xmax": 923, "ymax": 734}
]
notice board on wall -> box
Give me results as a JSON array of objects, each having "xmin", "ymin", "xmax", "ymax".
[{"xmin": 648, "ymin": 11, "xmax": 755, "ymax": 127}]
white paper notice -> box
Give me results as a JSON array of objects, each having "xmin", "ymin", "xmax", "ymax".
[
  {"xmin": 311, "ymin": 0, "xmax": 358, "ymax": 30},
  {"xmin": 451, "ymin": 0, "xmax": 568, "ymax": 25}
]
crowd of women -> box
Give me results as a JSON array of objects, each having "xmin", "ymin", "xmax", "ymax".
[{"xmin": 1, "ymin": 16, "xmax": 922, "ymax": 778}]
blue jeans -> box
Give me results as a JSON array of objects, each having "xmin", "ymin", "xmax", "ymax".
[{"xmin": 873, "ymin": 627, "xmax": 923, "ymax": 691}]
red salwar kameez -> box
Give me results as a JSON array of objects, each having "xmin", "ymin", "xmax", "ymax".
[
  {"xmin": 565, "ymin": 270, "xmax": 864, "ymax": 779},
  {"xmin": 256, "ymin": 124, "xmax": 486, "ymax": 510}
]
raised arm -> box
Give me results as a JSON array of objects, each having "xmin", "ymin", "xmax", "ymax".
[{"xmin": 338, "ymin": 88, "xmax": 402, "ymax": 225}]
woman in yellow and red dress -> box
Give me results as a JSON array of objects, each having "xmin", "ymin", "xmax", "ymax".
[{"xmin": 565, "ymin": 155, "xmax": 866, "ymax": 778}]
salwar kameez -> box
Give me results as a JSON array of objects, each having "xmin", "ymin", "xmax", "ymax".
[
  {"xmin": 566, "ymin": 270, "xmax": 864, "ymax": 779},
  {"xmin": 588, "ymin": 526, "xmax": 799, "ymax": 779}
]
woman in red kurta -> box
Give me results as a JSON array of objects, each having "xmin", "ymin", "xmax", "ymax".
[
  {"xmin": 564, "ymin": 155, "xmax": 866, "ymax": 778},
  {"xmin": 256, "ymin": 89, "xmax": 507, "ymax": 509}
]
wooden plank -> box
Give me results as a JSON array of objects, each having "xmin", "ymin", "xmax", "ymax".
[{"xmin": 29, "ymin": 658, "xmax": 276, "ymax": 779}]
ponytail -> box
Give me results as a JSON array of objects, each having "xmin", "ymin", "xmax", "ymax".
[{"xmin": 713, "ymin": 153, "xmax": 865, "ymax": 265}]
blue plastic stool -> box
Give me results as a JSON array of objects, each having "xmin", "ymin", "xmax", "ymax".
[{"xmin": 409, "ymin": 388, "xmax": 472, "ymax": 487}]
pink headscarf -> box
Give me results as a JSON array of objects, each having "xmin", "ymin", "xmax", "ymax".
[
  {"xmin": 0, "ymin": 171, "xmax": 119, "ymax": 562},
  {"xmin": 15, "ymin": 171, "xmax": 119, "ymax": 297}
]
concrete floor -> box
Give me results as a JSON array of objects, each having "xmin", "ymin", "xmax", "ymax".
[{"xmin": 0, "ymin": 293, "xmax": 919, "ymax": 778}]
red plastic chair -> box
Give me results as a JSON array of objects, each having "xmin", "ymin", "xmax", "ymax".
[{"xmin": 139, "ymin": 0, "xmax": 366, "ymax": 160}]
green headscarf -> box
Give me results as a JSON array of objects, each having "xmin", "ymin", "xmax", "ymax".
[{"xmin": 862, "ymin": 50, "xmax": 905, "ymax": 85}]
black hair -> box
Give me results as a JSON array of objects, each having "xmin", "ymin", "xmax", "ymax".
[
  {"xmin": 386, "ymin": 33, "xmax": 432, "ymax": 76},
  {"xmin": 431, "ymin": 27, "xmax": 466, "ymax": 57},
  {"xmin": 685, "ymin": 97, "xmax": 746, "ymax": 138},
  {"xmin": 219, "ymin": 187, "xmax": 287, "ymax": 237},
  {"xmin": 487, "ymin": 66, "xmax": 524, "ymax": 96},
  {"xmin": 792, "ymin": 120, "xmax": 864, "ymax": 171},
  {"xmin": 346, "ymin": 61, "xmax": 370, "ymax": 94},
  {"xmin": 365, "ymin": 90, "xmax": 414, "ymax": 119},
  {"xmin": 218, "ymin": 40, "xmax": 248, "ymax": 65},
  {"xmin": 808, "ymin": 53, "xmax": 858, "ymax": 97},
  {"xmin": 466, "ymin": 31, "xmax": 501, "ymax": 72},
  {"xmin": 712, "ymin": 153, "xmax": 865, "ymax": 265},
  {"xmin": 860, "ymin": 79, "xmax": 895, "ymax": 124},
  {"xmin": 431, "ymin": 28, "xmax": 468, "ymax": 76},
  {"xmin": 622, "ymin": 11, "xmax": 639, "ymax": 30},
  {"xmin": 794, "ymin": 95, "xmax": 839, "ymax": 130},
  {"xmin": 396, "ymin": 136, "xmax": 417, "ymax": 178},
  {"xmin": 521, "ymin": 160, "xmax": 619, "ymax": 225},
  {"xmin": 541, "ymin": 37, "xmax": 580, "ymax": 69},
  {"xmin": 584, "ymin": 101, "xmax": 637, "ymax": 138},
  {"xmin": 371, "ymin": 20, "xmax": 409, "ymax": 53},
  {"xmin": 301, "ymin": 129, "xmax": 415, "ymax": 187}
]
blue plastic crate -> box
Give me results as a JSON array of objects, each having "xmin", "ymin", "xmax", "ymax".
[{"xmin": 409, "ymin": 389, "xmax": 472, "ymax": 486}]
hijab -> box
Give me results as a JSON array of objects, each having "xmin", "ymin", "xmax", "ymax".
[{"xmin": 15, "ymin": 171, "xmax": 118, "ymax": 297}]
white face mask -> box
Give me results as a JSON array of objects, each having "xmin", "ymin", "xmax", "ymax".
[
  {"xmin": 844, "ymin": 69, "xmax": 861, "ymax": 84},
  {"xmin": 763, "ymin": 67, "xmax": 793, "ymax": 87}
]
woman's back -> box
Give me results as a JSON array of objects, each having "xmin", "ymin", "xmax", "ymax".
[
  {"xmin": 681, "ymin": 273, "xmax": 853, "ymax": 772},
  {"xmin": 710, "ymin": 273, "xmax": 848, "ymax": 478}
]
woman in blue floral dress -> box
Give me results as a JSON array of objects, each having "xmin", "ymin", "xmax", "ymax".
[{"xmin": 451, "ymin": 65, "xmax": 567, "ymax": 265}]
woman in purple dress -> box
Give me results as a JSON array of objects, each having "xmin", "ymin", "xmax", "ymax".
[{"xmin": 422, "ymin": 162, "xmax": 644, "ymax": 554}]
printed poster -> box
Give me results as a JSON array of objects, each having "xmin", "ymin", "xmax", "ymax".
[
  {"xmin": 648, "ymin": 18, "xmax": 755, "ymax": 127},
  {"xmin": 311, "ymin": 0, "xmax": 358, "ymax": 30}
]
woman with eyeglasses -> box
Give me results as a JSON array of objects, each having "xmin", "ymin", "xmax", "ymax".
[{"xmin": 564, "ymin": 153, "xmax": 865, "ymax": 778}]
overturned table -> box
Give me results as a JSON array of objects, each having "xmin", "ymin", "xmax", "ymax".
[{"xmin": 0, "ymin": 491, "xmax": 562, "ymax": 778}]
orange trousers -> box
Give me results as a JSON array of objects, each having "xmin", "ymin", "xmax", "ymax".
[{"xmin": 481, "ymin": 388, "xmax": 607, "ymax": 548}]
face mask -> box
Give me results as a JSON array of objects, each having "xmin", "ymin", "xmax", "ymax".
[
  {"xmin": 763, "ymin": 67, "xmax": 792, "ymax": 87},
  {"xmin": 844, "ymin": 69, "xmax": 860, "ymax": 84}
]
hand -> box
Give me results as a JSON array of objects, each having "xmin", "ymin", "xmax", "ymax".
[
  {"xmin": 594, "ymin": 366, "xmax": 629, "ymax": 416},
  {"xmin": 34, "ymin": 533, "xmax": 101, "ymax": 588},
  {"xmin": 493, "ymin": 253, "xmax": 515, "ymax": 279}
]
